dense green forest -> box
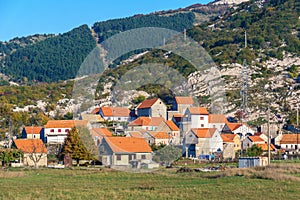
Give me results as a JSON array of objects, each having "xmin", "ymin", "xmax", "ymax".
[
  {"xmin": 92, "ymin": 13, "xmax": 195, "ymax": 43},
  {"xmin": 1, "ymin": 25, "xmax": 96, "ymax": 82}
]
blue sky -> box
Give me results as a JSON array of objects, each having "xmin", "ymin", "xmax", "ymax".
[{"xmin": 0, "ymin": 0, "xmax": 212, "ymax": 41}]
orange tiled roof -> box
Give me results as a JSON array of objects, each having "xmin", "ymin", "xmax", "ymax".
[
  {"xmin": 137, "ymin": 98, "xmax": 159, "ymax": 109},
  {"xmin": 105, "ymin": 137, "xmax": 152, "ymax": 153},
  {"xmin": 256, "ymin": 143, "xmax": 275, "ymax": 151},
  {"xmin": 209, "ymin": 114, "xmax": 227, "ymax": 123},
  {"xmin": 188, "ymin": 107, "xmax": 209, "ymax": 115},
  {"xmin": 127, "ymin": 131, "xmax": 143, "ymax": 138},
  {"xmin": 165, "ymin": 120, "xmax": 179, "ymax": 131},
  {"xmin": 248, "ymin": 136, "xmax": 265, "ymax": 143},
  {"xmin": 175, "ymin": 96, "xmax": 194, "ymax": 105},
  {"xmin": 226, "ymin": 123, "xmax": 243, "ymax": 131},
  {"xmin": 221, "ymin": 134, "xmax": 234, "ymax": 143},
  {"xmin": 173, "ymin": 113, "xmax": 183, "ymax": 118},
  {"xmin": 44, "ymin": 120, "xmax": 88, "ymax": 128},
  {"xmin": 90, "ymin": 128, "xmax": 113, "ymax": 137},
  {"xmin": 191, "ymin": 128, "xmax": 217, "ymax": 138},
  {"xmin": 14, "ymin": 139, "xmax": 47, "ymax": 153},
  {"xmin": 24, "ymin": 127, "xmax": 42, "ymax": 134},
  {"xmin": 280, "ymin": 134, "xmax": 300, "ymax": 144},
  {"xmin": 129, "ymin": 117, "xmax": 165, "ymax": 126},
  {"xmin": 149, "ymin": 131, "xmax": 171, "ymax": 139},
  {"xmin": 91, "ymin": 107, "xmax": 101, "ymax": 114},
  {"xmin": 100, "ymin": 107, "xmax": 130, "ymax": 117}
]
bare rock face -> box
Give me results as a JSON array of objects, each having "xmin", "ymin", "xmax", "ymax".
[{"xmin": 212, "ymin": 0, "xmax": 250, "ymax": 5}]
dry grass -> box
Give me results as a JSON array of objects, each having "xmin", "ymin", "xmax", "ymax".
[
  {"xmin": 0, "ymin": 170, "xmax": 25, "ymax": 178},
  {"xmin": 202, "ymin": 164, "xmax": 300, "ymax": 182}
]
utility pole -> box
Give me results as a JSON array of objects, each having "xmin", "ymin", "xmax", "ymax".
[{"xmin": 267, "ymin": 106, "xmax": 271, "ymax": 165}]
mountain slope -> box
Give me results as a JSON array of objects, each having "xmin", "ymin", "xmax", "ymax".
[{"xmin": 1, "ymin": 25, "xmax": 96, "ymax": 83}]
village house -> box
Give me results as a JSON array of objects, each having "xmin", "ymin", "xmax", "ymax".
[
  {"xmin": 146, "ymin": 131, "xmax": 172, "ymax": 146},
  {"xmin": 99, "ymin": 107, "xmax": 131, "ymax": 122},
  {"xmin": 208, "ymin": 114, "xmax": 228, "ymax": 132},
  {"xmin": 128, "ymin": 117, "xmax": 165, "ymax": 131},
  {"xmin": 184, "ymin": 128, "xmax": 223, "ymax": 158},
  {"xmin": 21, "ymin": 126, "xmax": 43, "ymax": 139},
  {"xmin": 89, "ymin": 128, "xmax": 113, "ymax": 146},
  {"xmin": 222, "ymin": 122, "xmax": 255, "ymax": 139},
  {"xmin": 278, "ymin": 134, "xmax": 300, "ymax": 154},
  {"xmin": 13, "ymin": 139, "xmax": 48, "ymax": 168},
  {"xmin": 173, "ymin": 96, "xmax": 194, "ymax": 114},
  {"xmin": 221, "ymin": 134, "xmax": 236, "ymax": 160},
  {"xmin": 243, "ymin": 135, "xmax": 265, "ymax": 149},
  {"xmin": 99, "ymin": 137, "xmax": 152, "ymax": 168},
  {"xmin": 156, "ymin": 120, "xmax": 180, "ymax": 145},
  {"xmin": 43, "ymin": 120, "xmax": 89, "ymax": 144},
  {"xmin": 136, "ymin": 98, "xmax": 167, "ymax": 119},
  {"xmin": 181, "ymin": 107, "xmax": 209, "ymax": 134}
]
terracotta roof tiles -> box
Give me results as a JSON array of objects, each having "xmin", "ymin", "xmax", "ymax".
[
  {"xmin": 188, "ymin": 107, "xmax": 209, "ymax": 115},
  {"xmin": 105, "ymin": 137, "xmax": 152, "ymax": 153},
  {"xmin": 175, "ymin": 96, "xmax": 194, "ymax": 105},
  {"xmin": 100, "ymin": 107, "xmax": 130, "ymax": 117},
  {"xmin": 191, "ymin": 128, "xmax": 217, "ymax": 138},
  {"xmin": 137, "ymin": 98, "xmax": 159, "ymax": 109},
  {"xmin": 24, "ymin": 127, "xmax": 43, "ymax": 134},
  {"xmin": 165, "ymin": 120, "xmax": 179, "ymax": 131},
  {"xmin": 14, "ymin": 139, "xmax": 47, "ymax": 153}
]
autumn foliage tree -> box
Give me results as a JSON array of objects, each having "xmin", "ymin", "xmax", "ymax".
[{"xmin": 61, "ymin": 127, "xmax": 92, "ymax": 166}]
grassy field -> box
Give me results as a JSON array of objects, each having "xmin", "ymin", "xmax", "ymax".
[{"xmin": 0, "ymin": 163, "xmax": 299, "ymax": 200}]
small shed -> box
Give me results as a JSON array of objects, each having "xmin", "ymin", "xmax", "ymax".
[{"xmin": 238, "ymin": 157, "xmax": 268, "ymax": 168}]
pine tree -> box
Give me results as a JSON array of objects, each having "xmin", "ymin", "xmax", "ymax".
[{"xmin": 61, "ymin": 127, "xmax": 92, "ymax": 166}]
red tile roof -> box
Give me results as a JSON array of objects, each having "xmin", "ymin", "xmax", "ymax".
[
  {"xmin": 14, "ymin": 139, "xmax": 47, "ymax": 153},
  {"xmin": 280, "ymin": 134, "xmax": 300, "ymax": 144},
  {"xmin": 137, "ymin": 98, "xmax": 159, "ymax": 109},
  {"xmin": 175, "ymin": 96, "xmax": 194, "ymax": 105},
  {"xmin": 221, "ymin": 134, "xmax": 234, "ymax": 143},
  {"xmin": 191, "ymin": 128, "xmax": 217, "ymax": 138},
  {"xmin": 44, "ymin": 120, "xmax": 88, "ymax": 128},
  {"xmin": 105, "ymin": 137, "xmax": 152, "ymax": 153},
  {"xmin": 24, "ymin": 127, "xmax": 42, "ymax": 134},
  {"xmin": 165, "ymin": 120, "xmax": 179, "ymax": 131},
  {"xmin": 188, "ymin": 107, "xmax": 209, "ymax": 115},
  {"xmin": 129, "ymin": 117, "xmax": 165, "ymax": 126},
  {"xmin": 90, "ymin": 128, "xmax": 113, "ymax": 137},
  {"xmin": 149, "ymin": 131, "xmax": 171, "ymax": 139},
  {"xmin": 226, "ymin": 123, "xmax": 242, "ymax": 132},
  {"xmin": 100, "ymin": 107, "xmax": 130, "ymax": 117},
  {"xmin": 91, "ymin": 107, "xmax": 100, "ymax": 114},
  {"xmin": 248, "ymin": 136, "xmax": 265, "ymax": 143},
  {"xmin": 209, "ymin": 114, "xmax": 227, "ymax": 123},
  {"xmin": 256, "ymin": 143, "xmax": 275, "ymax": 151}
]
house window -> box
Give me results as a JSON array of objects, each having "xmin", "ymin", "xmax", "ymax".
[
  {"xmin": 129, "ymin": 154, "xmax": 135, "ymax": 161},
  {"xmin": 200, "ymin": 117, "xmax": 204, "ymax": 120},
  {"xmin": 65, "ymin": 129, "xmax": 69, "ymax": 132},
  {"xmin": 141, "ymin": 155, "xmax": 146, "ymax": 159},
  {"xmin": 50, "ymin": 129, "xmax": 54, "ymax": 132},
  {"xmin": 201, "ymin": 124, "xmax": 204, "ymax": 127},
  {"xmin": 33, "ymin": 135, "xmax": 36, "ymax": 139},
  {"xmin": 286, "ymin": 145, "xmax": 288, "ymax": 148},
  {"xmin": 118, "ymin": 117, "xmax": 121, "ymax": 120},
  {"xmin": 291, "ymin": 145, "xmax": 293, "ymax": 148},
  {"xmin": 213, "ymin": 125, "xmax": 216, "ymax": 128},
  {"xmin": 58, "ymin": 129, "xmax": 61, "ymax": 132},
  {"xmin": 116, "ymin": 155, "xmax": 121, "ymax": 161}
]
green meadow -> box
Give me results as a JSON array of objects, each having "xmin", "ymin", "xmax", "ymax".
[{"xmin": 0, "ymin": 163, "xmax": 299, "ymax": 200}]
